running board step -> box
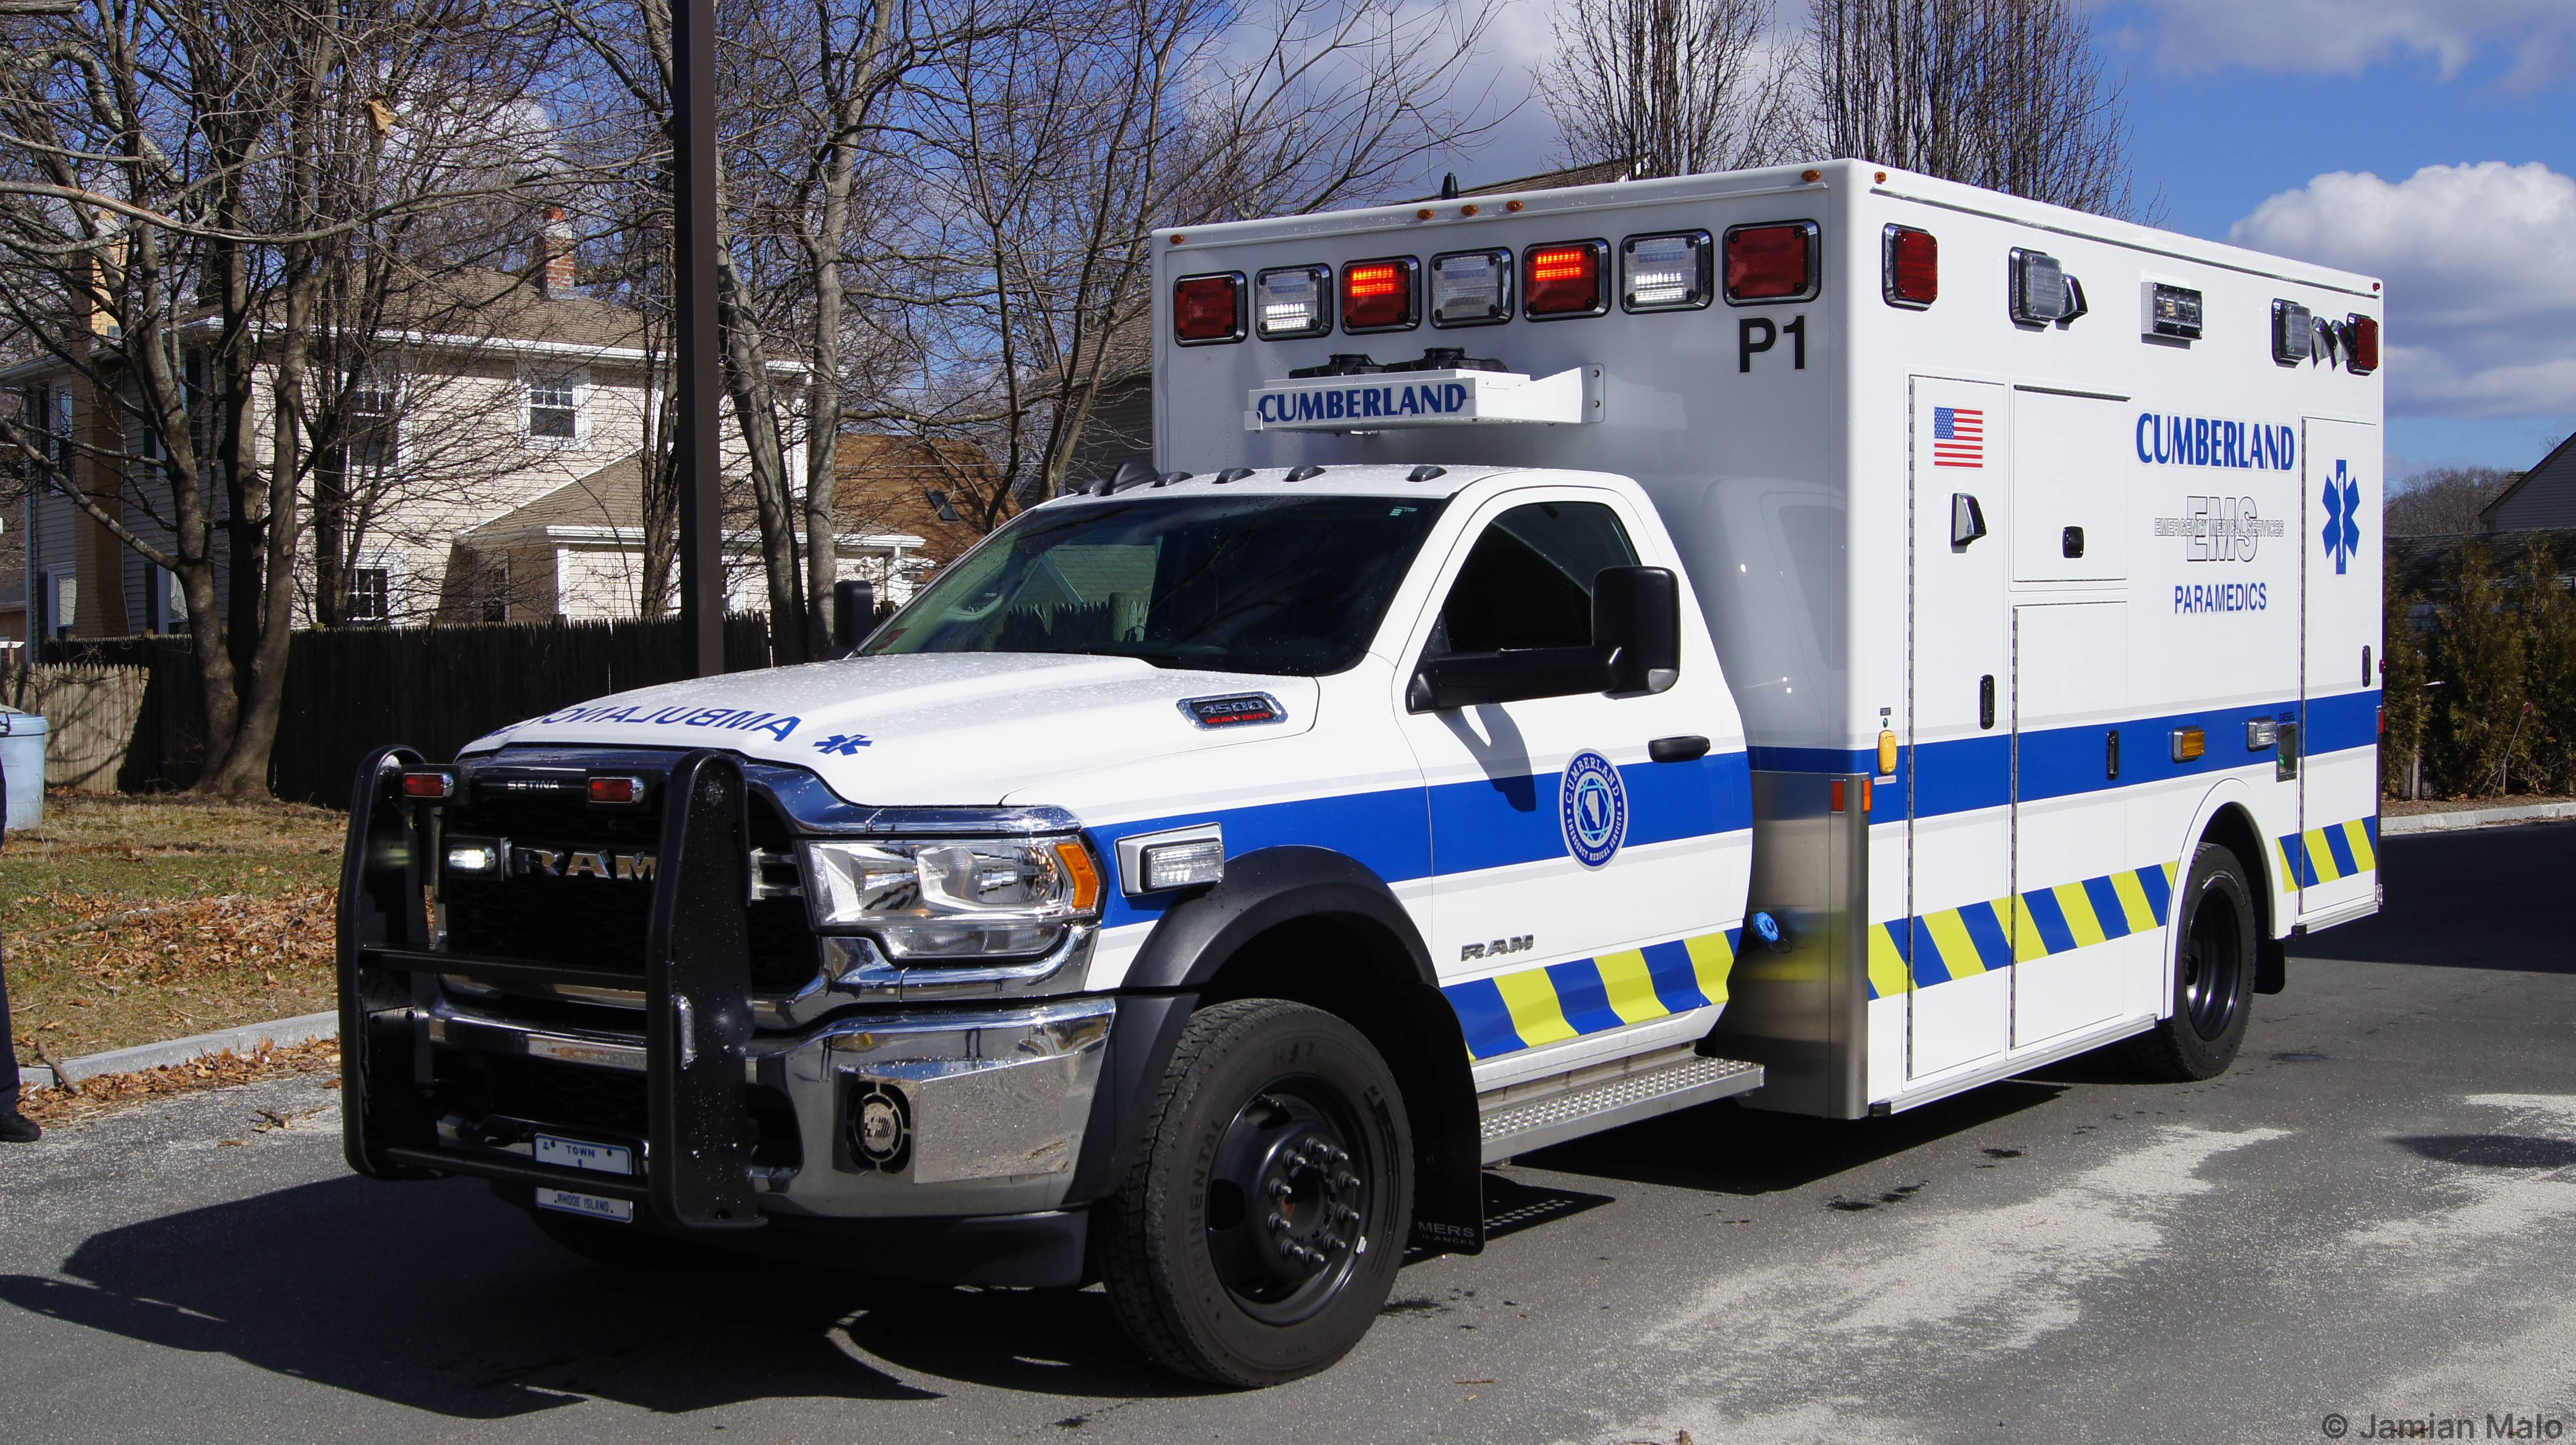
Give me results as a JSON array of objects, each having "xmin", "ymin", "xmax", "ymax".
[{"xmin": 1478, "ymin": 1052, "xmax": 1763, "ymax": 1164}]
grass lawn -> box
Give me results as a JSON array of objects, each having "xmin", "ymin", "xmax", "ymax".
[{"xmin": 7, "ymin": 793, "xmax": 344, "ymax": 1067}]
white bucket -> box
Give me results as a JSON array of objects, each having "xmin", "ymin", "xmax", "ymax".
[{"xmin": 0, "ymin": 708, "xmax": 47, "ymax": 829}]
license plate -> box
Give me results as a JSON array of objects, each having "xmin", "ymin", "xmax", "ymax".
[
  {"xmin": 535, "ymin": 1186, "xmax": 634, "ymax": 1224},
  {"xmin": 535, "ymin": 1133, "xmax": 634, "ymax": 1176}
]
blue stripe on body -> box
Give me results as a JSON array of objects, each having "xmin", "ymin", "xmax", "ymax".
[
  {"xmin": 1089, "ymin": 749, "xmax": 1754, "ymax": 928},
  {"xmin": 2138, "ymin": 863, "xmax": 2173, "ymax": 922},
  {"xmin": 1958, "ymin": 901, "xmax": 2013, "ymax": 969},
  {"xmin": 1747, "ymin": 690, "xmax": 2383, "ymax": 822},
  {"xmin": 1544, "ymin": 959, "xmax": 1626, "ymax": 1036},
  {"xmin": 1912, "ymin": 921, "xmax": 1953, "ymax": 987},
  {"xmin": 1640, "ymin": 938, "xmax": 1712, "ymax": 1014},
  {"xmin": 2322, "ymin": 823, "xmax": 2358, "ymax": 876},
  {"xmin": 2021, "ymin": 888, "xmax": 2078, "ymax": 955},
  {"xmin": 2081, "ymin": 875, "xmax": 2133, "ymax": 939},
  {"xmin": 1447, "ymin": 977, "xmax": 1524, "ymax": 1057}
]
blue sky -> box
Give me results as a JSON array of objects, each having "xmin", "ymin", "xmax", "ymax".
[
  {"xmin": 1442, "ymin": 0, "xmax": 2576, "ymax": 482},
  {"xmin": 2096, "ymin": 1, "xmax": 2576, "ymax": 479}
]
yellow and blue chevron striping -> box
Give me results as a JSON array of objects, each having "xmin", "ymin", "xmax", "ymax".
[
  {"xmin": 1866, "ymin": 860, "xmax": 2180, "ymax": 999},
  {"xmin": 1446, "ymin": 927, "xmax": 1742, "ymax": 1061},
  {"xmin": 2278, "ymin": 815, "xmax": 2379, "ymax": 889}
]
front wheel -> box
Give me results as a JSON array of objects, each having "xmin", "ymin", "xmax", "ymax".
[
  {"xmin": 1097, "ymin": 998, "xmax": 1413, "ymax": 1387},
  {"xmin": 2122, "ymin": 842, "xmax": 2259, "ymax": 1080}
]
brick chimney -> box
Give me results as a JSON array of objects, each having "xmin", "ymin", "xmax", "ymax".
[{"xmin": 541, "ymin": 207, "xmax": 577, "ymax": 296}]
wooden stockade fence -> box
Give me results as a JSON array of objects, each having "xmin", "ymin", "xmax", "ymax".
[
  {"xmin": 18, "ymin": 666, "xmax": 151, "ymax": 790},
  {"xmin": 30, "ymin": 614, "xmax": 775, "ymax": 806}
]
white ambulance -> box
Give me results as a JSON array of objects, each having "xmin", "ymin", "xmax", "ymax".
[{"xmin": 337, "ymin": 159, "xmax": 2384, "ymax": 1388}]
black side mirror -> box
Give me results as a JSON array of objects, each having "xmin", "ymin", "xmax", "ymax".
[
  {"xmin": 1593, "ymin": 565, "xmax": 1680, "ymax": 694},
  {"xmin": 1406, "ymin": 564, "xmax": 1683, "ymax": 711},
  {"xmin": 831, "ymin": 579, "xmax": 876, "ymax": 655}
]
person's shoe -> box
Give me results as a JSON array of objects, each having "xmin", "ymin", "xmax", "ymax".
[{"xmin": 0, "ymin": 1112, "xmax": 40, "ymax": 1144}]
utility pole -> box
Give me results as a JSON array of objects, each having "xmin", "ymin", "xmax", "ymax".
[{"xmin": 674, "ymin": 0, "xmax": 723, "ymax": 677}]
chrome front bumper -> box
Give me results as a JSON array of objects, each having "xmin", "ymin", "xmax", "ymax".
[{"xmin": 426, "ymin": 991, "xmax": 1115, "ymax": 1218}]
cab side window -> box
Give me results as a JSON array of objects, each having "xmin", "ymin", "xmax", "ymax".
[{"xmin": 1432, "ymin": 501, "xmax": 1639, "ymax": 654}]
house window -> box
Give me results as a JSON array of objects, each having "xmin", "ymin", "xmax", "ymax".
[
  {"xmin": 925, "ymin": 488, "xmax": 962, "ymax": 523},
  {"xmin": 477, "ymin": 559, "xmax": 509, "ymax": 622},
  {"xmin": 348, "ymin": 568, "xmax": 390, "ymax": 623},
  {"xmin": 348, "ymin": 370, "xmax": 399, "ymax": 472},
  {"xmin": 524, "ymin": 368, "xmax": 583, "ymax": 443}
]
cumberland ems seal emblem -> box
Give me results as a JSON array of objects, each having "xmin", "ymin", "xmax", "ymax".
[{"xmin": 1559, "ymin": 750, "xmax": 1628, "ymax": 869}]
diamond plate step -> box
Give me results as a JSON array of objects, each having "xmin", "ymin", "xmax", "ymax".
[{"xmin": 1477, "ymin": 1052, "xmax": 1764, "ymax": 1163}]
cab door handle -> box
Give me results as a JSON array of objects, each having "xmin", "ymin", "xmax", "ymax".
[{"xmin": 1648, "ymin": 735, "xmax": 1709, "ymax": 763}]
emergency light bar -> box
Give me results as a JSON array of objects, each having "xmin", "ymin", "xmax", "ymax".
[
  {"xmin": 1621, "ymin": 231, "xmax": 1712, "ymax": 311},
  {"xmin": 1429, "ymin": 248, "xmax": 1512, "ymax": 326},
  {"xmin": 1341, "ymin": 257, "xmax": 1418, "ymax": 332},
  {"xmin": 1724, "ymin": 221, "xmax": 1819, "ymax": 303},
  {"xmin": 1172, "ymin": 273, "xmax": 1244, "ymax": 345},
  {"xmin": 1254, "ymin": 265, "xmax": 1331, "ymax": 339}
]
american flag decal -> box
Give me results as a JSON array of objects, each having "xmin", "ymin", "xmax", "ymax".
[{"xmin": 1933, "ymin": 406, "xmax": 1984, "ymax": 468}]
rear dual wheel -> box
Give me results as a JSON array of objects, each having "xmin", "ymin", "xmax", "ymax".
[
  {"xmin": 2123, "ymin": 842, "xmax": 2258, "ymax": 1081},
  {"xmin": 1097, "ymin": 998, "xmax": 1412, "ymax": 1387}
]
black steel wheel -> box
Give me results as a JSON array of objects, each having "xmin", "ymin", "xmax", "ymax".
[
  {"xmin": 1097, "ymin": 998, "xmax": 1411, "ymax": 1386},
  {"xmin": 2123, "ymin": 842, "xmax": 2259, "ymax": 1080}
]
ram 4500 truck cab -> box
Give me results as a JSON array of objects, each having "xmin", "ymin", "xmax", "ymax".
[{"xmin": 339, "ymin": 464, "xmax": 1761, "ymax": 1386}]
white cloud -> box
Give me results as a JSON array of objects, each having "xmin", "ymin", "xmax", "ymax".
[
  {"xmin": 2118, "ymin": 0, "xmax": 2576, "ymax": 88},
  {"xmin": 2229, "ymin": 162, "xmax": 2576, "ymax": 420}
]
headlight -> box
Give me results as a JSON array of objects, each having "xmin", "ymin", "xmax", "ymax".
[{"xmin": 806, "ymin": 836, "xmax": 1102, "ymax": 960}]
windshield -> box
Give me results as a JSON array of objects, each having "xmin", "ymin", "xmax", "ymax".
[{"xmin": 863, "ymin": 494, "xmax": 1448, "ymax": 675}]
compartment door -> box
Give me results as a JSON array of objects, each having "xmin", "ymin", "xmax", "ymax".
[
  {"xmin": 1907, "ymin": 378, "xmax": 2012, "ymax": 1080},
  {"xmin": 2010, "ymin": 602, "xmax": 2131, "ymax": 1046},
  {"xmin": 2296, "ymin": 419, "xmax": 2383, "ymax": 918}
]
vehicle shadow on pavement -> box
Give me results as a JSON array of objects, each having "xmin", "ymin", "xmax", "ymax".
[
  {"xmin": 0, "ymin": 1175, "xmax": 1219, "ymax": 1416},
  {"xmin": 1513, "ymin": 1080, "xmax": 2066, "ymax": 1194},
  {"xmin": 2287, "ymin": 824, "xmax": 2575, "ymax": 973}
]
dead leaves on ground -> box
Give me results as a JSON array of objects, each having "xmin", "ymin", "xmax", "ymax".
[{"xmin": 15, "ymin": 1036, "xmax": 341, "ymax": 1128}]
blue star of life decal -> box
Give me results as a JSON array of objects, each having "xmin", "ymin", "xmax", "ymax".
[
  {"xmin": 812, "ymin": 733, "xmax": 872, "ymax": 756},
  {"xmin": 2321, "ymin": 460, "xmax": 2361, "ymax": 575}
]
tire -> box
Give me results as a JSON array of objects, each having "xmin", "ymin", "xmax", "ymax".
[
  {"xmin": 2122, "ymin": 842, "xmax": 2259, "ymax": 1081},
  {"xmin": 1097, "ymin": 998, "xmax": 1413, "ymax": 1387},
  {"xmin": 527, "ymin": 1206, "xmax": 715, "ymax": 1271}
]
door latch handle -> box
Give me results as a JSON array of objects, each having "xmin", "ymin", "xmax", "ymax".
[{"xmin": 1648, "ymin": 735, "xmax": 1710, "ymax": 763}]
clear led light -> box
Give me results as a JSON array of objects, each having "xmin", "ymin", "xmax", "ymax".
[
  {"xmin": 445, "ymin": 843, "xmax": 499, "ymax": 875},
  {"xmin": 1255, "ymin": 264, "xmax": 1331, "ymax": 339},
  {"xmin": 2271, "ymin": 300, "xmax": 2312, "ymax": 365},
  {"xmin": 1429, "ymin": 248, "xmax": 1511, "ymax": 326},
  {"xmin": 2009, "ymin": 248, "xmax": 2069, "ymax": 324},
  {"xmin": 1141, "ymin": 839, "xmax": 1225, "ymax": 891},
  {"xmin": 1622, "ymin": 231, "xmax": 1710, "ymax": 311}
]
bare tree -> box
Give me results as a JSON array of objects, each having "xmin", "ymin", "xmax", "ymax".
[
  {"xmin": 2387, "ymin": 466, "xmax": 2519, "ymax": 537},
  {"xmin": 883, "ymin": 0, "xmax": 1501, "ymax": 531},
  {"xmin": 1803, "ymin": 0, "xmax": 2148, "ymax": 219},
  {"xmin": 0, "ymin": 0, "xmax": 560, "ymax": 795},
  {"xmin": 1544, "ymin": 0, "xmax": 1790, "ymax": 180}
]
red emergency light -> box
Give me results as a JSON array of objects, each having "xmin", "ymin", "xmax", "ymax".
[
  {"xmin": 1726, "ymin": 220, "xmax": 1819, "ymax": 303},
  {"xmin": 399, "ymin": 770, "xmax": 453, "ymax": 799},
  {"xmin": 1883, "ymin": 225, "xmax": 1937, "ymax": 308},
  {"xmin": 1340, "ymin": 258, "xmax": 1418, "ymax": 332},
  {"xmin": 1525, "ymin": 241, "xmax": 1607, "ymax": 317},
  {"xmin": 2346, "ymin": 314, "xmax": 2380, "ymax": 374},
  {"xmin": 1172, "ymin": 273, "xmax": 1243, "ymax": 344}
]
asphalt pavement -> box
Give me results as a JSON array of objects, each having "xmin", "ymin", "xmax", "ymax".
[{"xmin": 4, "ymin": 821, "xmax": 2573, "ymax": 1444}]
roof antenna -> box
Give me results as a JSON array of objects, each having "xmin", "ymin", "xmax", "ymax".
[{"xmin": 1439, "ymin": 172, "xmax": 1460, "ymax": 200}]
